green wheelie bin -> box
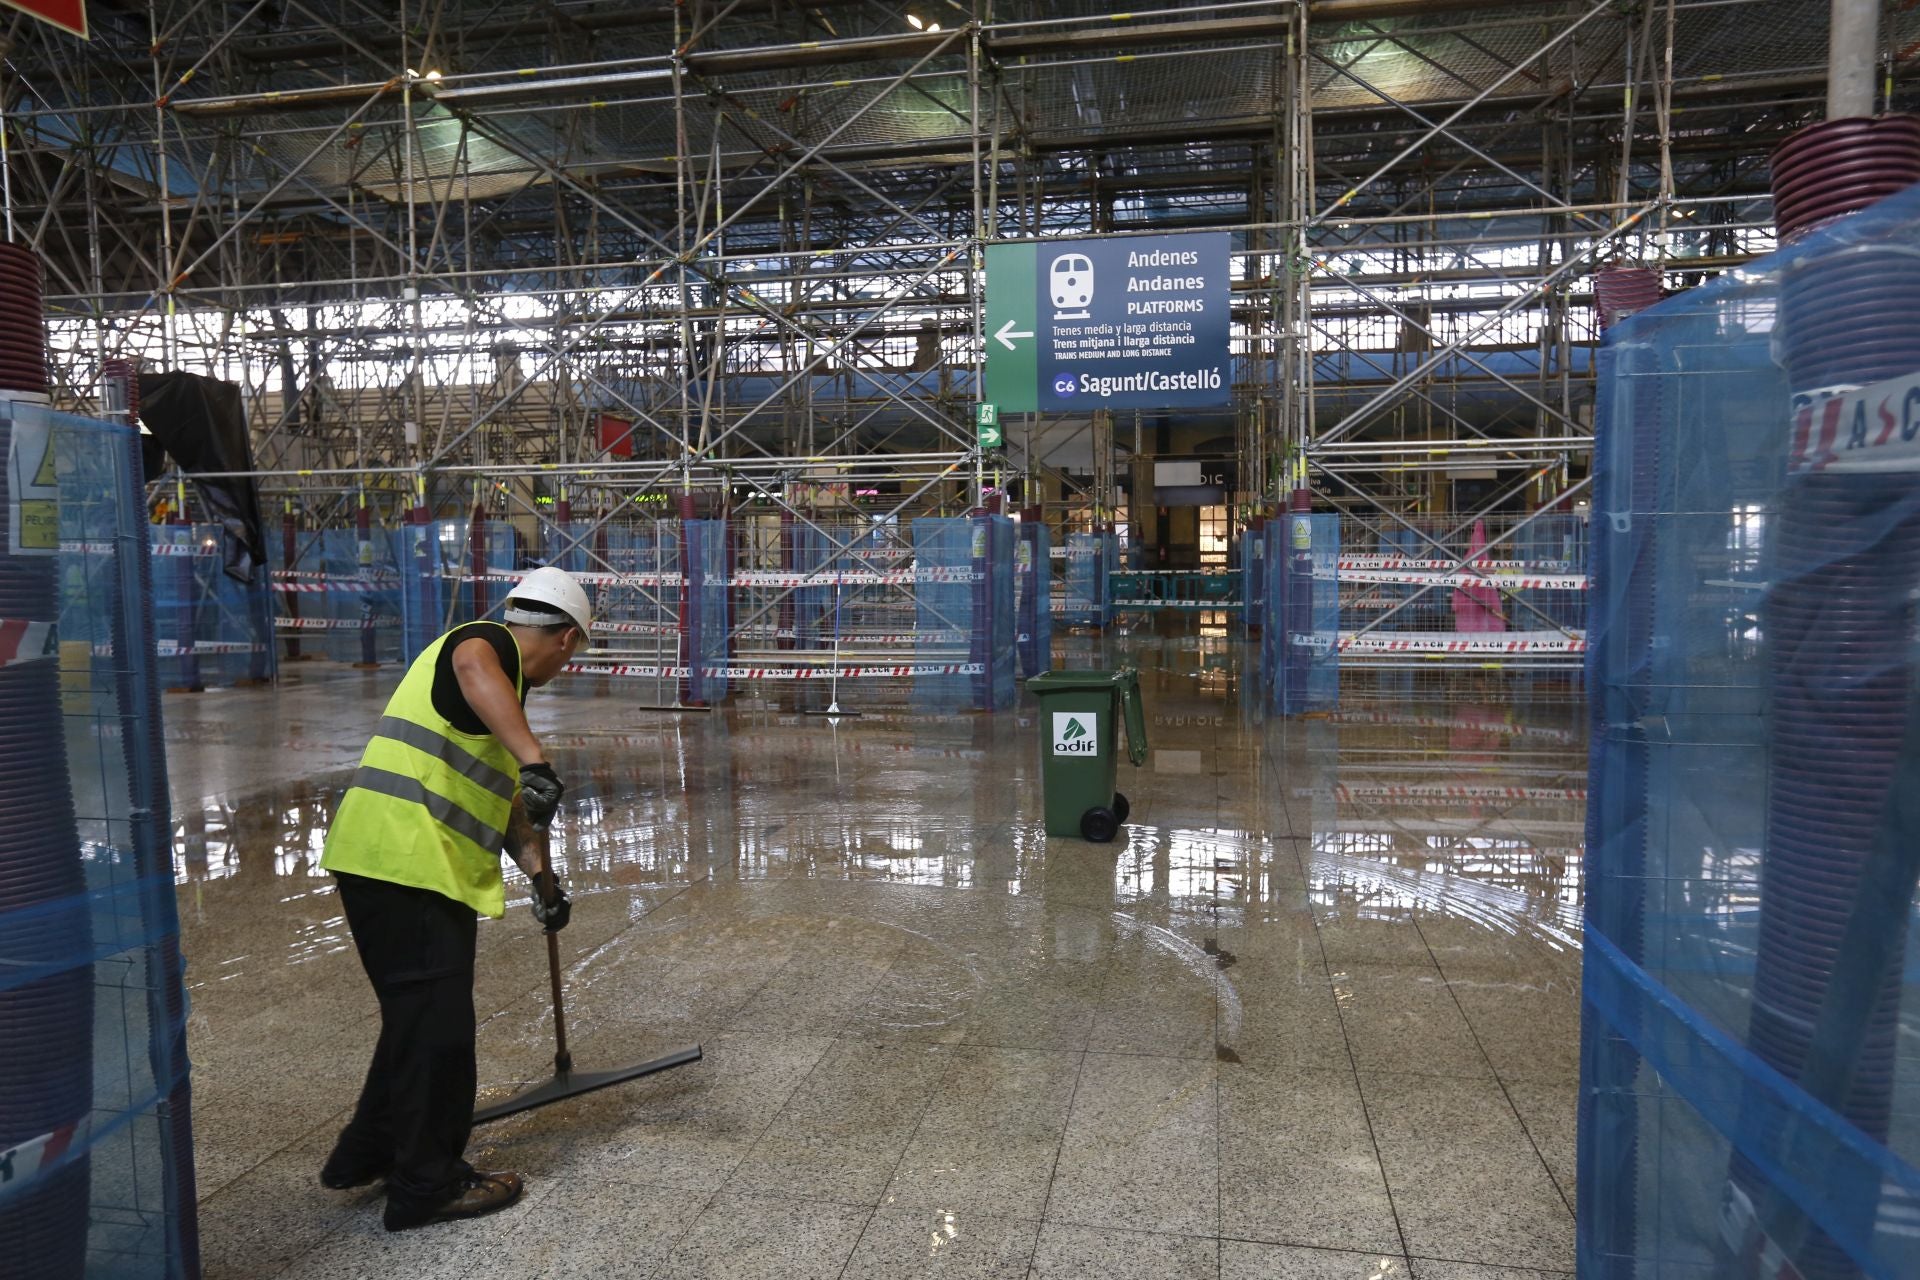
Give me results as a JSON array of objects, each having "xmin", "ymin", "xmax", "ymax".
[{"xmin": 1026, "ymin": 668, "xmax": 1150, "ymax": 842}]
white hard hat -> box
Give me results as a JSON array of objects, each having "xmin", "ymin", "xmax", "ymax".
[{"xmin": 504, "ymin": 565, "xmax": 592, "ymax": 637}]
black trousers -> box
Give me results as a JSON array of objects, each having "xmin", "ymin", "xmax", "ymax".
[{"xmin": 331, "ymin": 871, "xmax": 479, "ymax": 1210}]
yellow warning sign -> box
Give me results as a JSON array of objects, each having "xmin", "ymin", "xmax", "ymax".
[{"xmin": 7, "ymin": 411, "xmax": 59, "ymax": 556}]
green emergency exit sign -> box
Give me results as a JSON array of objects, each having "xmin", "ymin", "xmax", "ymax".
[{"xmin": 976, "ymin": 402, "xmax": 1003, "ymax": 449}]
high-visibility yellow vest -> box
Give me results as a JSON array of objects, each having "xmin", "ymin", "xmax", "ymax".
[{"xmin": 320, "ymin": 625, "xmax": 524, "ymax": 917}]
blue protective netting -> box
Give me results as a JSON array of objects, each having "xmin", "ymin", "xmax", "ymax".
[
  {"xmin": 912, "ymin": 516, "xmax": 1015, "ymax": 711},
  {"xmin": 149, "ymin": 524, "xmax": 274, "ymax": 689},
  {"xmin": 1061, "ymin": 531, "xmax": 1113, "ymax": 628},
  {"xmin": 1016, "ymin": 520, "xmax": 1052, "ymax": 677},
  {"xmin": 681, "ymin": 519, "xmax": 729, "ymax": 705},
  {"xmin": 1261, "ymin": 513, "xmax": 1339, "ymax": 714},
  {"xmin": 1240, "ymin": 522, "xmax": 1266, "ymax": 629},
  {"xmin": 1582, "ymin": 182, "xmax": 1920, "ymax": 1280},
  {"xmin": 271, "ymin": 527, "xmax": 403, "ymax": 666},
  {"xmin": 2, "ymin": 402, "xmax": 199, "ymax": 1277}
]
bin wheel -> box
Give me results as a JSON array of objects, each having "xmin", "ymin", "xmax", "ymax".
[
  {"xmin": 1080, "ymin": 806, "xmax": 1120, "ymax": 844},
  {"xmin": 1113, "ymin": 792, "xmax": 1130, "ymax": 825}
]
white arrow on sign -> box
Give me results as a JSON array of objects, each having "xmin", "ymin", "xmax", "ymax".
[{"xmin": 994, "ymin": 318, "xmax": 1035, "ymax": 351}]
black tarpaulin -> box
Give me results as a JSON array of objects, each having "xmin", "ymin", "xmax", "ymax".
[{"xmin": 137, "ymin": 372, "xmax": 264, "ymax": 583}]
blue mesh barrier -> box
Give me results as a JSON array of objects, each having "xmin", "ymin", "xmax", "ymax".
[
  {"xmin": 397, "ymin": 519, "xmax": 448, "ymax": 663},
  {"xmin": 791, "ymin": 523, "xmax": 837, "ymax": 648},
  {"xmin": 1262, "ymin": 513, "xmax": 1338, "ymax": 714},
  {"xmin": 148, "ymin": 523, "xmax": 273, "ymax": 689},
  {"xmin": 978, "ymin": 516, "xmax": 1016, "ymax": 710},
  {"xmin": 269, "ymin": 525, "xmax": 401, "ymax": 667},
  {"xmin": 1517, "ymin": 511, "xmax": 1587, "ymax": 631},
  {"xmin": 3, "ymin": 402, "xmax": 199, "ymax": 1277},
  {"xmin": 913, "ymin": 518, "xmax": 971, "ymax": 709},
  {"xmin": 1062, "ymin": 532, "xmax": 1108, "ymax": 628},
  {"xmin": 909, "ymin": 517, "xmax": 1012, "ymax": 711},
  {"xmin": 1261, "ymin": 518, "xmax": 1283, "ymax": 699},
  {"xmin": 1582, "ymin": 182, "xmax": 1920, "ymax": 1279},
  {"xmin": 682, "ymin": 519, "xmax": 729, "ymax": 705},
  {"xmin": 1016, "ymin": 520, "xmax": 1052, "ymax": 677},
  {"xmin": 1240, "ymin": 521, "xmax": 1266, "ymax": 629}
]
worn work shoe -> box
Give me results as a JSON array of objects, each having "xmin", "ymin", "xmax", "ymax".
[{"xmin": 382, "ymin": 1170, "xmax": 524, "ymax": 1232}]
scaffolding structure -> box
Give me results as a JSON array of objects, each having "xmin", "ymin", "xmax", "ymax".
[{"xmin": 1, "ymin": 0, "xmax": 1912, "ymax": 689}]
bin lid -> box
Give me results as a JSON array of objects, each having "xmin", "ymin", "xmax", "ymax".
[{"xmin": 1026, "ymin": 668, "xmax": 1133, "ymax": 694}]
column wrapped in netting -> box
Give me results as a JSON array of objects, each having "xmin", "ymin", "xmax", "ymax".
[
  {"xmin": 1240, "ymin": 516, "xmax": 1266, "ymax": 629},
  {"xmin": 1580, "ymin": 182, "xmax": 1920, "ymax": 1279},
  {"xmin": 397, "ymin": 516, "xmax": 447, "ymax": 663},
  {"xmin": 1264, "ymin": 512, "xmax": 1338, "ymax": 714},
  {"xmin": 1016, "ymin": 519, "xmax": 1051, "ymax": 677},
  {"xmin": 1061, "ymin": 531, "xmax": 1107, "ymax": 627},
  {"xmin": 681, "ymin": 518, "xmax": 728, "ymax": 706},
  {"xmin": 976, "ymin": 516, "xmax": 1016, "ymax": 710},
  {"xmin": 3, "ymin": 400, "xmax": 199, "ymax": 1277},
  {"xmin": 910, "ymin": 516, "xmax": 1012, "ymax": 711}
]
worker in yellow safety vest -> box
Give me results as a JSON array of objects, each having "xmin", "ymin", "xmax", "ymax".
[{"xmin": 316, "ymin": 565, "xmax": 590, "ymax": 1231}]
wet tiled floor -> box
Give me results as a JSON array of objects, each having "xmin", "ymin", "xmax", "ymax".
[{"xmin": 171, "ymin": 629, "xmax": 1583, "ymax": 1278}]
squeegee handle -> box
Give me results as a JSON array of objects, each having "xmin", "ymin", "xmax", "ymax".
[{"xmin": 537, "ymin": 854, "xmax": 572, "ymax": 1075}]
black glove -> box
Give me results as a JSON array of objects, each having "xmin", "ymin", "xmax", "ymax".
[
  {"xmin": 532, "ymin": 881, "xmax": 571, "ymax": 933},
  {"xmin": 519, "ymin": 763, "xmax": 564, "ymax": 830}
]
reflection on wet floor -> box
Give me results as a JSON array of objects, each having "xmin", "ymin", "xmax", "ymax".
[{"xmin": 175, "ymin": 629, "xmax": 1582, "ymax": 1279}]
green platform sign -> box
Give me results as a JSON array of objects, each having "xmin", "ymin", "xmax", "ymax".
[{"xmin": 984, "ymin": 231, "xmax": 1231, "ymax": 413}]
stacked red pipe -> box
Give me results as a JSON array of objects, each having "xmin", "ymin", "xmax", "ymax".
[
  {"xmin": 0, "ymin": 240, "xmax": 90, "ymax": 1276},
  {"xmin": 1771, "ymin": 114, "xmax": 1920, "ymax": 240},
  {"xmin": 1749, "ymin": 112, "xmax": 1920, "ymax": 1278},
  {"xmin": 101, "ymin": 357, "xmax": 140, "ymax": 426},
  {"xmin": 0, "ymin": 244, "xmax": 48, "ymax": 396},
  {"xmin": 1592, "ymin": 266, "xmax": 1662, "ymax": 331}
]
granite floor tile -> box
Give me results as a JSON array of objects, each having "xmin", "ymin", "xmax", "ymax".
[
  {"xmin": 842, "ymin": 1206, "xmax": 1039, "ymax": 1279},
  {"xmin": 1218, "ymin": 1065, "xmax": 1401, "ymax": 1253},
  {"xmin": 1446, "ymin": 976, "xmax": 1580, "ymax": 1086},
  {"xmin": 1360, "ymin": 1073, "xmax": 1574, "ymax": 1270},
  {"xmin": 1046, "ymin": 1052, "xmax": 1219, "ymax": 1237},
  {"xmin": 883, "ymin": 1046, "xmax": 1080, "ymax": 1217},
  {"xmin": 727, "ymin": 1038, "xmax": 951, "ymax": 1203},
  {"xmin": 1408, "ymin": 1261, "xmax": 1574, "ymax": 1280},
  {"xmin": 655, "ymin": 1191, "xmax": 870, "ymax": 1280},
  {"xmin": 1222, "ymin": 1243, "xmax": 1416, "ymax": 1280},
  {"xmin": 1223, "ymin": 956, "xmax": 1354, "ymax": 1073},
  {"xmin": 1028, "ymin": 1224, "xmax": 1219, "ymax": 1280},
  {"xmin": 1502, "ymin": 1081, "xmax": 1576, "ymax": 1204},
  {"xmin": 479, "ymin": 1180, "xmax": 707, "ymax": 1276},
  {"xmin": 1328, "ymin": 965, "xmax": 1492, "ymax": 1081},
  {"xmin": 195, "ymin": 1154, "xmax": 370, "ymax": 1280}
]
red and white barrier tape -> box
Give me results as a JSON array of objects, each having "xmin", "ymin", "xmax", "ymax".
[
  {"xmin": 1338, "ymin": 568, "xmax": 1587, "ymax": 590},
  {"xmin": 274, "ymin": 570, "xmax": 399, "ymax": 584},
  {"xmin": 98, "ymin": 641, "xmax": 267, "ymax": 657},
  {"xmin": 467, "ymin": 567, "xmax": 983, "ymax": 588},
  {"xmin": 1337, "ymin": 630, "xmax": 1586, "ymax": 654},
  {"xmin": 564, "ymin": 662, "xmax": 985, "ymax": 680},
  {"xmin": 1338, "ymin": 557, "xmax": 1580, "ymax": 573},
  {"xmin": 0, "ymin": 618, "xmax": 55, "ymax": 668},
  {"xmin": 1322, "ymin": 783, "xmax": 1587, "ymax": 801},
  {"xmin": 274, "ymin": 616, "xmax": 369, "ymax": 631},
  {"xmin": 0, "ymin": 1118, "xmax": 87, "ymax": 1195},
  {"xmin": 1324, "ymin": 709, "xmax": 1577, "ymax": 742}
]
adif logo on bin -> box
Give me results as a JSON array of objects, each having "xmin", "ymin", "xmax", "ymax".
[{"xmin": 1052, "ymin": 712, "xmax": 1098, "ymax": 755}]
